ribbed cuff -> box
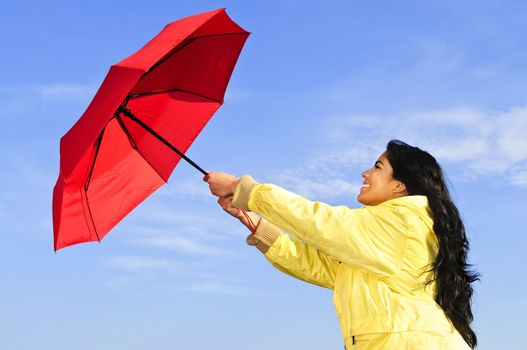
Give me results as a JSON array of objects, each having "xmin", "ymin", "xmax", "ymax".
[
  {"xmin": 232, "ymin": 175, "xmax": 259, "ymax": 211},
  {"xmin": 252, "ymin": 219, "xmax": 281, "ymax": 247},
  {"xmin": 255, "ymin": 239, "xmax": 271, "ymax": 254}
]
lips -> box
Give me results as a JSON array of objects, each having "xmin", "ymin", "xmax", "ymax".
[{"xmin": 360, "ymin": 183, "xmax": 370, "ymax": 190}]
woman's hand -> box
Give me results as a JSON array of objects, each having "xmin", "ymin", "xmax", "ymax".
[
  {"xmin": 246, "ymin": 233, "xmax": 260, "ymax": 247},
  {"xmin": 206, "ymin": 171, "xmax": 261, "ymax": 243},
  {"xmin": 217, "ymin": 195, "xmax": 260, "ymax": 232},
  {"xmin": 204, "ymin": 171, "xmax": 239, "ymax": 197},
  {"xmin": 217, "ymin": 195, "xmax": 243, "ymax": 220}
]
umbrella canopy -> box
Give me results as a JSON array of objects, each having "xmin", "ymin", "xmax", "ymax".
[{"xmin": 53, "ymin": 8, "xmax": 250, "ymax": 251}]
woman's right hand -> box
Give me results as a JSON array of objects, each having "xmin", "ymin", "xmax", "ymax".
[{"xmin": 204, "ymin": 171, "xmax": 239, "ymax": 197}]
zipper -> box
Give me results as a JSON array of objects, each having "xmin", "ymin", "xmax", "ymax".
[{"xmin": 344, "ymin": 336, "xmax": 355, "ymax": 349}]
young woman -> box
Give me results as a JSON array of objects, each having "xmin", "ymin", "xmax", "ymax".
[{"xmin": 204, "ymin": 139, "xmax": 479, "ymax": 349}]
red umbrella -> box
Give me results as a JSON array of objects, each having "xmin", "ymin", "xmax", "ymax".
[{"xmin": 52, "ymin": 8, "xmax": 250, "ymax": 251}]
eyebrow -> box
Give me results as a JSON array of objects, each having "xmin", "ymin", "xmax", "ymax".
[{"xmin": 375, "ymin": 160, "xmax": 384, "ymax": 167}]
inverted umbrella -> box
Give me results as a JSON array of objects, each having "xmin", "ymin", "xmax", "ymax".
[{"xmin": 52, "ymin": 8, "xmax": 250, "ymax": 251}]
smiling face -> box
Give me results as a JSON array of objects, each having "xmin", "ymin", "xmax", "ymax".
[{"xmin": 357, "ymin": 152, "xmax": 408, "ymax": 206}]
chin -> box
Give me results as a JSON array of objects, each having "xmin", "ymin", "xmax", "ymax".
[
  {"xmin": 357, "ymin": 193, "xmax": 381, "ymax": 206},
  {"xmin": 357, "ymin": 194, "xmax": 368, "ymax": 205}
]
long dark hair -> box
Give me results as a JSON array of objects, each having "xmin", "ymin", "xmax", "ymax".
[{"xmin": 385, "ymin": 139, "xmax": 480, "ymax": 348}]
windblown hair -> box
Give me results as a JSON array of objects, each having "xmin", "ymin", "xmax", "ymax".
[{"xmin": 385, "ymin": 139, "xmax": 480, "ymax": 348}]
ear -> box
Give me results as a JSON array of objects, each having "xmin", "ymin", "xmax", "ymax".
[{"xmin": 393, "ymin": 181, "xmax": 407, "ymax": 194}]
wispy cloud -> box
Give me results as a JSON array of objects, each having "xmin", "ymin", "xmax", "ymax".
[
  {"xmin": 120, "ymin": 201, "xmax": 243, "ymax": 257},
  {"xmin": 510, "ymin": 166, "xmax": 527, "ymax": 188},
  {"xmin": 106, "ymin": 255, "xmax": 274, "ymax": 298},
  {"xmin": 267, "ymin": 105, "xmax": 527, "ymax": 197},
  {"xmin": 272, "ymin": 171, "xmax": 363, "ymax": 201},
  {"xmin": 0, "ymin": 83, "xmax": 95, "ymax": 117},
  {"xmin": 391, "ymin": 106, "xmax": 527, "ymax": 179},
  {"xmin": 127, "ymin": 227, "xmax": 233, "ymax": 257},
  {"xmin": 40, "ymin": 83, "xmax": 94, "ymax": 101},
  {"xmin": 108, "ymin": 255, "xmax": 186, "ymax": 273},
  {"xmin": 159, "ymin": 175, "xmax": 212, "ymax": 199},
  {"xmin": 181, "ymin": 282, "xmax": 272, "ymax": 297},
  {"xmin": 105, "ymin": 277, "xmax": 275, "ymax": 298},
  {"xmin": 130, "ymin": 205, "xmax": 221, "ymax": 229},
  {"xmin": 0, "ymin": 150, "xmax": 56, "ymax": 236},
  {"xmin": 224, "ymin": 86, "xmax": 254, "ymax": 102}
]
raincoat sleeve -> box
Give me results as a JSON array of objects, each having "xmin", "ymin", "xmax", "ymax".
[
  {"xmin": 233, "ymin": 175, "xmax": 409, "ymax": 277},
  {"xmin": 249, "ymin": 218, "xmax": 339, "ymax": 289}
]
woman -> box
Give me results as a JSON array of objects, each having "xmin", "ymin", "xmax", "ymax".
[{"xmin": 204, "ymin": 140, "xmax": 479, "ymax": 349}]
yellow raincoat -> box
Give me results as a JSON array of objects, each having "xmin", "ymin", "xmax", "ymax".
[{"xmin": 233, "ymin": 176, "xmax": 471, "ymax": 350}]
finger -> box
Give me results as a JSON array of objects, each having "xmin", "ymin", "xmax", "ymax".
[
  {"xmin": 224, "ymin": 202, "xmax": 239, "ymax": 213},
  {"xmin": 218, "ymin": 199, "xmax": 230, "ymax": 211},
  {"xmin": 218, "ymin": 195, "xmax": 232, "ymax": 204},
  {"xmin": 218, "ymin": 197, "xmax": 238, "ymax": 214},
  {"xmin": 228, "ymin": 208, "xmax": 241, "ymax": 217},
  {"xmin": 246, "ymin": 234, "xmax": 258, "ymax": 246}
]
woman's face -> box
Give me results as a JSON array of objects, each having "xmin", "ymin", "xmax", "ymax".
[{"xmin": 357, "ymin": 152, "xmax": 408, "ymax": 206}]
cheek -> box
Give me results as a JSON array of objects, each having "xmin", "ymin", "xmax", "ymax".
[{"xmin": 372, "ymin": 176, "xmax": 393, "ymax": 194}]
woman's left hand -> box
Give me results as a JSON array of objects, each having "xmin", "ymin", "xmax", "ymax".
[
  {"xmin": 217, "ymin": 195, "xmax": 243, "ymax": 220},
  {"xmin": 204, "ymin": 171, "xmax": 239, "ymax": 197}
]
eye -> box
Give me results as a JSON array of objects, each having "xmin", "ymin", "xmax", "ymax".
[{"xmin": 374, "ymin": 165, "xmax": 381, "ymax": 169}]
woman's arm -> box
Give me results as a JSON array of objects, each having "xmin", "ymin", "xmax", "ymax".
[
  {"xmin": 249, "ymin": 219, "xmax": 339, "ymax": 290},
  {"xmin": 216, "ymin": 195, "xmax": 339, "ymax": 289},
  {"xmin": 232, "ymin": 175, "xmax": 409, "ymax": 278}
]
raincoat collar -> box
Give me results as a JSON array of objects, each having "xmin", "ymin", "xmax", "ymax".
[
  {"xmin": 377, "ymin": 195, "xmax": 429, "ymax": 209},
  {"xmin": 375, "ymin": 195, "xmax": 434, "ymax": 229}
]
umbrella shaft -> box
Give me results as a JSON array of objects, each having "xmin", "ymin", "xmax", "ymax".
[{"xmin": 119, "ymin": 107, "xmax": 208, "ymax": 176}]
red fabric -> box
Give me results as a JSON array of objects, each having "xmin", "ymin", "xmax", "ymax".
[{"xmin": 53, "ymin": 8, "xmax": 249, "ymax": 250}]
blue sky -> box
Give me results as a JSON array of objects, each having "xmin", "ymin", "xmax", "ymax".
[{"xmin": 1, "ymin": 0, "xmax": 526, "ymax": 349}]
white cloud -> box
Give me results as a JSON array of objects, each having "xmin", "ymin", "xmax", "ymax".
[
  {"xmin": 105, "ymin": 257, "xmax": 274, "ymax": 298},
  {"xmin": 273, "ymin": 171, "xmax": 362, "ymax": 200},
  {"xmin": 40, "ymin": 83, "xmax": 94, "ymax": 101},
  {"xmin": 224, "ymin": 87, "xmax": 253, "ymax": 102},
  {"xmin": 0, "ymin": 83, "xmax": 95, "ymax": 117},
  {"xmin": 0, "ymin": 151, "xmax": 56, "ymax": 236},
  {"xmin": 308, "ymin": 105, "xmax": 527, "ymax": 188},
  {"xmin": 264, "ymin": 105, "xmax": 527, "ymax": 198},
  {"xmin": 160, "ymin": 175, "xmax": 212, "ymax": 199},
  {"xmin": 172, "ymin": 281, "xmax": 274, "ymax": 297},
  {"xmin": 495, "ymin": 107, "xmax": 527, "ymax": 161},
  {"xmin": 510, "ymin": 166, "xmax": 527, "ymax": 188},
  {"xmin": 109, "ymin": 255, "xmax": 185, "ymax": 273},
  {"xmin": 129, "ymin": 232, "xmax": 232, "ymax": 257},
  {"xmin": 131, "ymin": 204, "xmax": 221, "ymax": 228},
  {"xmin": 121, "ymin": 208, "xmax": 241, "ymax": 256},
  {"xmin": 109, "ymin": 279, "xmax": 274, "ymax": 298}
]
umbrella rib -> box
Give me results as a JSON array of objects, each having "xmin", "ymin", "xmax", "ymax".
[
  {"xmin": 119, "ymin": 106, "xmax": 208, "ymax": 176},
  {"xmin": 84, "ymin": 130, "xmax": 105, "ymax": 192},
  {"xmin": 128, "ymin": 31, "xmax": 248, "ymax": 104},
  {"xmin": 144, "ymin": 38, "xmax": 195, "ymax": 77},
  {"xmin": 84, "ymin": 191, "xmax": 101, "ymax": 244},
  {"xmin": 115, "ymin": 113, "xmax": 169, "ymax": 183},
  {"xmin": 127, "ymin": 87, "xmax": 222, "ymax": 104},
  {"xmin": 115, "ymin": 114, "xmax": 138, "ymax": 149},
  {"xmin": 83, "ymin": 128, "xmax": 106, "ymax": 243},
  {"xmin": 139, "ymin": 31, "xmax": 248, "ymax": 88},
  {"xmin": 191, "ymin": 32, "xmax": 250, "ymax": 40}
]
